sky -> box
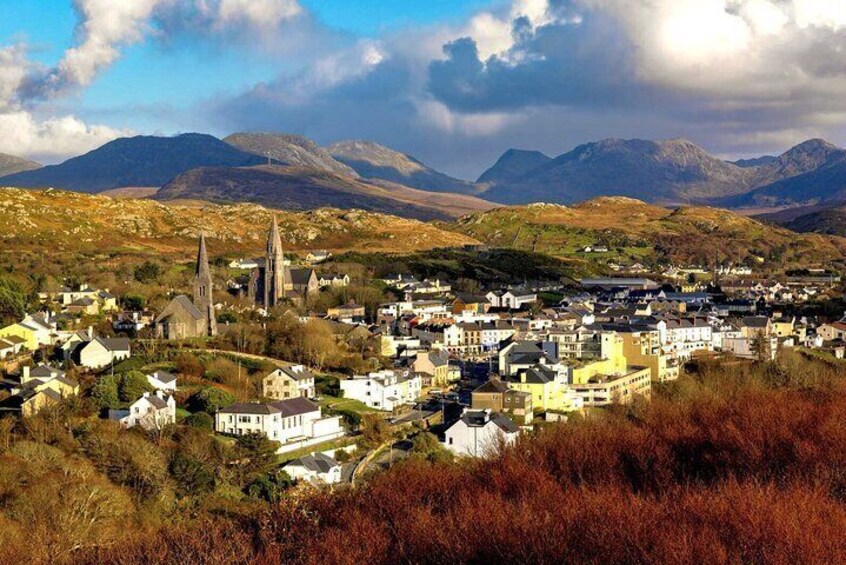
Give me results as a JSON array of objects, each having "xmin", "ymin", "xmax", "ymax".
[{"xmin": 1, "ymin": 0, "xmax": 846, "ymax": 179}]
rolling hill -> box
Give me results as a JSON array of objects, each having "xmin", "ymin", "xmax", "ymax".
[
  {"xmin": 0, "ymin": 187, "xmax": 478, "ymax": 257},
  {"xmin": 447, "ymin": 197, "xmax": 846, "ymax": 269},
  {"xmin": 477, "ymin": 138, "xmax": 846, "ymax": 208},
  {"xmin": 224, "ymin": 133, "xmax": 357, "ymax": 177},
  {"xmin": 327, "ymin": 140, "xmax": 482, "ymax": 194},
  {"xmin": 0, "ymin": 133, "xmax": 264, "ymax": 192},
  {"xmin": 153, "ymin": 164, "xmax": 495, "ymax": 221},
  {"xmin": 0, "ymin": 152, "xmax": 40, "ymax": 177},
  {"xmin": 759, "ymin": 201, "xmax": 846, "ymax": 236}
]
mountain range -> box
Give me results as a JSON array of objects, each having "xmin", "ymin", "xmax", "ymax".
[
  {"xmin": 2, "ymin": 131, "xmax": 846, "ymax": 218},
  {"xmin": 477, "ymin": 138, "xmax": 846, "ymax": 207},
  {"xmin": 1, "ymin": 134, "xmax": 264, "ymax": 192}
]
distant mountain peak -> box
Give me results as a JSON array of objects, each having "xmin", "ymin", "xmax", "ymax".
[
  {"xmin": 224, "ymin": 132, "xmax": 356, "ymax": 177},
  {"xmin": 327, "ymin": 140, "xmax": 482, "ymax": 195},
  {"xmin": 477, "ymin": 148, "xmax": 552, "ymax": 185},
  {"xmin": 0, "ymin": 133, "xmax": 263, "ymax": 192},
  {"xmin": 0, "ymin": 152, "xmax": 41, "ymax": 177}
]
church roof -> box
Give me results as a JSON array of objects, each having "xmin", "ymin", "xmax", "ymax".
[{"xmin": 156, "ymin": 295, "xmax": 205, "ymax": 322}]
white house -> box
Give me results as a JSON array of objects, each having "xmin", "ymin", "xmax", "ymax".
[
  {"xmin": 486, "ymin": 289, "xmax": 537, "ymax": 310},
  {"xmin": 75, "ymin": 337, "xmax": 131, "ymax": 369},
  {"xmin": 306, "ymin": 251, "xmax": 332, "ymax": 264},
  {"xmin": 215, "ymin": 397, "xmax": 344, "ymax": 453},
  {"xmin": 317, "ymin": 273, "xmax": 350, "ymax": 287},
  {"xmin": 443, "ymin": 409, "xmax": 520, "ymax": 457},
  {"xmin": 339, "ymin": 370, "xmax": 422, "ymax": 411},
  {"xmin": 283, "ymin": 452, "xmax": 342, "ymax": 485},
  {"xmin": 229, "ymin": 258, "xmax": 259, "ymax": 270},
  {"xmin": 146, "ymin": 370, "xmax": 177, "ymax": 392},
  {"xmin": 109, "ymin": 391, "xmax": 176, "ymax": 430}
]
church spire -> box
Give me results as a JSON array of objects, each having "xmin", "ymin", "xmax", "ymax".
[
  {"xmin": 196, "ymin": 231, "xmax": 211, "ymax": 279},
  {"xmin": 264, "ymin": 215, "xmax": 286, "ymax": 306},
  {"xmin": 193, "ymin": 232, "xmax": 216, "ymax": 336},
  {"xmin": 268, "ymin": 215, "xmax": 283, "ymax": 257}
]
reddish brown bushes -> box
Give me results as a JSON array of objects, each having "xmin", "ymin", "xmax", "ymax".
[{"xmin": 87, "ymin": 367, "xmax": 846, "ymax": 565}]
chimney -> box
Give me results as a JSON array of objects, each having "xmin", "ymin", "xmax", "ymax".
[
  {"xmin": 88, "ymin": 326, "xmax": 94, "ymax": 340},
  {"xmin": 21, "ymin": 366, "xmax": 30, "ymax": 384}
]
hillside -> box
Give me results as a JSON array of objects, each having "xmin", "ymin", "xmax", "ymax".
[
  {"xmin": 478, "ymin": 138, "xmax": 846, "ymax": 207},
  {"xmin": 154, "ymin": 164, "xmax": 494, "ymax": 221},
  {"xmin": 85, "ymin": 354, "xmax": 846, "ymax": 564},
  {"xmin": 0, "ymin": 187, "xmax": 478, "ymax": 256},
  {"xmin": 224, "ymin": 133, "xmax": 357, "ymax": 177},
  {"xmin": 764, "ymin": 202, "xmax": 846, "ymax": 236},
  {"xmin": 0, "ymin": 133, "xmax": 263, "ymax": 192},
  {"xmin": 0, "ymin": 152, "xmax": 40, "ymax": 177},
  {"xmin": 327, "ymin": 140, "xmax": 482, "ymax": 194},
  {"xmin": 448, "ymin": 197, "xmax": 846, "ymax": 268}
]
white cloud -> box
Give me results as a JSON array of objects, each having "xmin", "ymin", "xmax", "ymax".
[
  {"xmin": 31, "ymin": 0, "xmax": 161, "ymax": 98},
  {"xmin": 0, "ymin": 45, "xmax": 28, "ymax": 112},
  {"xmin": 0, "ymin": 110, "xmax": 130, "ymax": 162},
  {"xmin": 579, "ymin": 0, "xmax": 846, "ymax": 98},
  {"xmin": 214, "ymin": 0, "xmax": 302, "ymax": 32},
  {"xmin": 462, "ymin": 0, "xmax": 569, "ymax": 60}
]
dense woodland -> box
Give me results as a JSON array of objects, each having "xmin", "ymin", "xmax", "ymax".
[{"xmin": 0, "ymin": 350, "xmax": 841, "ymax": 563}]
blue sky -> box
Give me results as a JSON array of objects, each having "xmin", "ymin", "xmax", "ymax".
[{"xmin": 1, "ymin": 1, "xmax": 845, "ymax": 177}]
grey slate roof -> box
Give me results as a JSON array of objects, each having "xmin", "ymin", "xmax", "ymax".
[{"xmin": 289, "ymin": 452, "xmax": 339, "ymax": 474}]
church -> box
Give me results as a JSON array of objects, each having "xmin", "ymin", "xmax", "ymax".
[
  {"xmin": 249, "ymin": 216, "xmax": 319, "ymax": 307},
  {"xmin": 154, "ymin": 233, "xmax": 218, "ymax": 339}
]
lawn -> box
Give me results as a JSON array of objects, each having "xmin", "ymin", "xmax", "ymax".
[
  {"xmin": 277, "ymin": 435, "xmax": 359, "ymax": 463},
  {"xmin": 317, "ymin": 396, "xmax": 378, "ymax": 414}
]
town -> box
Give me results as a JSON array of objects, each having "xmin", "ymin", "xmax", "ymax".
[{"xmin": 1, "ymin": 214, "xmax": 843, "ymax": 496}]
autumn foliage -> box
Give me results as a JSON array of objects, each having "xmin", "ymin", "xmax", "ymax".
[{"xmin": 62, "ymin": 352, "xmax": 846, "ymax": 564}]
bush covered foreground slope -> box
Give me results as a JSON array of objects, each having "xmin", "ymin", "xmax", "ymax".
[{"xmin": 81, "ymin": 351, "xmax": 846, "ymax": 565}]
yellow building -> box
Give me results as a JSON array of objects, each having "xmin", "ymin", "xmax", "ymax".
[
  {"xmin": 771, "ymin": 317, "xmax": 795, "ymax": 338},
  {"xmin": 0, "ymin": 323, "xmax": 38, "ymax": 351},
  {"xmin": 616, "ymin": 328, "xmax": 677, "ymax": 382},
  {"xmin": 568, "ymin": 332, "xmax": 652, "ymax": 407},
  {"xmin": 0, "ymin": 371, "xmax": 80, "ymax": 417},
  {"xmin": 505, "ymin": 365, "xmax": 575, "ymax": 413}
]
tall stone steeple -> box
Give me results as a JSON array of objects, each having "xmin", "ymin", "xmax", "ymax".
[
  {"xmin": 264, "ymin": 215, "xmax": 286, "ymax": 307},
  {"xmin": 193, "ymin": 232, "xmax": 217, "ymax": 336}
]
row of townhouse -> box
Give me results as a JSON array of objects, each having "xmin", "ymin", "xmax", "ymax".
[{"xmin": 443, "ymin": 321, "xmax": 517, "ymax": 356}]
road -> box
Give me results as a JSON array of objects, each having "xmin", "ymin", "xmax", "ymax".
[{"xmin": 360, "ymin": 440, "xmax": 413, "ymax": 477}]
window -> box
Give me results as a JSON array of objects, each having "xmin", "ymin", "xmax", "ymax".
[{"xmin": 448, "ymin": 437, "xmax": 453, "ymax": 445}]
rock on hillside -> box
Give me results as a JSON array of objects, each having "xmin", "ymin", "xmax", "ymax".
[
  {"xmin": 449, "ymin": 196, "xmax": 846, "ymax": 268},
  {"xmin": 0, "ymin": 187, "xmax": 478, "ymax": 255}
]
